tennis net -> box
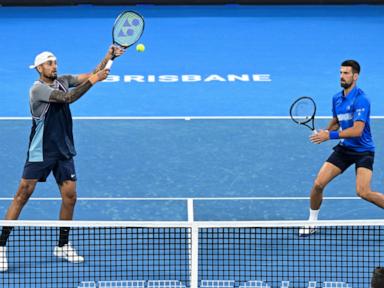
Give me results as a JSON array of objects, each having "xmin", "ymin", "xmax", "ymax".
[{"xmin": 0, "ymin": 220, "xmax": 382, "ymax": 287}]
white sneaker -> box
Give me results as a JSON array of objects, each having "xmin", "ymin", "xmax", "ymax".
[
  {"xmin": 54, "ymin": 243, "xmax": 84, "ymax": 263},
  {"xmin": 299, "ymin": 225, "xmax": 317, "ymax": 237},
  {"xmin": 0, "ymin": 246, "xmax": 8, "ymax": 272}
]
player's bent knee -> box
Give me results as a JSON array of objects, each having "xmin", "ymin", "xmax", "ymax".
[
  {"xmin": 313, "ymin": 180, "xmax": 326, "ymax": 192},
  {"xmin": 14, "ymin": 194, "xmax": 29, "ymax": 205},
  {"xmin": 356, "ymin": 187, "xmax": 370, "ymax": 200},
  {"xmin": 20, "ymin": 181, "xmax": 35, "ymax": 192},
  {"xmin": 62, "ymin": 191, "xmax": 77, "ymax": 206},
  {"xmin": 14, "ymin": 191, "xmax": 32, "ymax": 205},
  {"xmin": 15, "ymin": 182, "xmax": 35, "ymax": 203}
]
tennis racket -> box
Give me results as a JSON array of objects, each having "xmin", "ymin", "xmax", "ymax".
[
  {"xmin": 289, "ymin": 96, "xmax": 317, "ymax": 133},
  {"xmin": 105, "ymin": 11, "xmax": 145, "ymax": 69}
]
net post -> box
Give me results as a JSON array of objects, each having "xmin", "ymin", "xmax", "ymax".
[{"xmin": 188, "ymin": 199, "xmax": 198, "ymax": 288}]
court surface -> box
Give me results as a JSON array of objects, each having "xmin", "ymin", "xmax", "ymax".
[{"xmin": 0, "ymin": 4, "xmax": 384, "ymax": 222}]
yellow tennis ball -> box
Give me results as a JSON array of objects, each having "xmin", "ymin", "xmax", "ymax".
[{"xmin": 136, "ymin": 44, "xmax": 145, "ymax": 52}]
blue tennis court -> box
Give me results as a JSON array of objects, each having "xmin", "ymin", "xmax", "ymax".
[
  {"xmin": 1, "ymin": 4, "xmax": 384, "ymax": 221},
  {"xmin": 0, "ymin": 3, "xmax": 384, "ymax": 287}
]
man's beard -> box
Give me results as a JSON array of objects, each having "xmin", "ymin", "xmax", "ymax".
[
  {"xmin": 340, "ymin": 80, "xmax": 352, "ymax": 89},
  {"xmin": 47, "ymin": 73, "xmax": 57, "ymax": 81}
]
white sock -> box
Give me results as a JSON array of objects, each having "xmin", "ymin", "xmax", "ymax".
[{"xmin": 309, "ymin": 209, "xmax": 319, "ymax": 221}]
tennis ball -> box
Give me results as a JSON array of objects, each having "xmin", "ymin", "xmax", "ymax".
[{"xmin": 136, "ymin": 44, "xmax": 145, "ymax": 52}]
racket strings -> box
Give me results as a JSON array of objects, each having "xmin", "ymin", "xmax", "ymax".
[
  {"xmin": 113, "ymin": 12, "xmax": 144, "ymax": 48},
  {"xmin": 291, "ymin": 100, "xmax": 315, "ymax": 124}
]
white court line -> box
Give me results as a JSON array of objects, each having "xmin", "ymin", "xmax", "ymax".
[
  {"xmin": 0, "ymin": 116, "xmax": 322, "ymax": 120},
  {"xmin": 0, "ymin": 197, "xmax": 361, "ymax": 201},
  {"xmin": 0, "ymin": 117, "xmax": 375, "ymax": 201},
  {"xmin": 1, "ymin": 116, "xmax": 384, "ymax": 121}
]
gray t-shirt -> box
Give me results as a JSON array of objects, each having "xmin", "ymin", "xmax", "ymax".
[
  {"xmin": 29, "ymin": 75, "xmax": 79, "ymax": 117},
  {"xmin": 27, "ymin": 75, "xmax": 80, "ymax": 162}
]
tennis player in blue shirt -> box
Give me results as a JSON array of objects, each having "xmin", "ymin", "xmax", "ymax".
[{"xmin": 300, "ymin": 60, "xmax": 384, "ymax": 236}]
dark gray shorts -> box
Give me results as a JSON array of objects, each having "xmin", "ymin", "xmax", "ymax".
[
  {"xmin": 22, "ymin": 157, "xmax": 77, "ymax": 184},
  {"xmin": 326, "ymin": 144, "xmax": 374, "ymax": 173}
]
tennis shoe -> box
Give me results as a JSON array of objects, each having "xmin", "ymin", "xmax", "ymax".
[
  {"xmin": 0, "ymin": 246, "xmax": 8, "ymax": 272},
  {"xmin": 54, "ymin": 243, "xmax": 84, "ymax": 263},
  {"xmin": 299, "ymin": 225, "xmax": 317, "ymax": 237}
]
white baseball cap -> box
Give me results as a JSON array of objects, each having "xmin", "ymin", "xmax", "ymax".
[{"xmin": 29, "ymin": 51, "xmax": 56, "ymax": 69}]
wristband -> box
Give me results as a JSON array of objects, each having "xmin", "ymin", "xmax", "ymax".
[{"xmin": 329, "ymin": 131, "xmax": 340, "ymax": 140}]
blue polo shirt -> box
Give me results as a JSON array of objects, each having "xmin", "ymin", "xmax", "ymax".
[{"xmin": 332, "ymin": 86, "xmax": 374, "ymax": 152}]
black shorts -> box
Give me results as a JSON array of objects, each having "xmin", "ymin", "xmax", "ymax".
[
  {"xmin": 22, "ymin": 157, "xmax": 77, "ymax": 184},
  {"xmin": 326, "ymin": 144, "xmax": 374, "ymax": 173}
]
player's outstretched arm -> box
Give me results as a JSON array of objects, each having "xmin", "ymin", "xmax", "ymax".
[
  {"xmin": 92, "ymin": 45, "xmax": 125, "ymax": 74},
  {"xmin": 75, "ymin": 46, "xmax": 125, "ymax": 84},
  {"xmin": 49, "ymin": 69, "xmax": 110, "ymax": 104}
]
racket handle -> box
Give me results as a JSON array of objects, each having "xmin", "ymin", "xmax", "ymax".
[
  {"xmin": 312, "ymin": 129, "xmax": 318, "ymax": 135},
  {"xmin": 105, "ymin": 60, "xmax": 114, "ymax": 70}
]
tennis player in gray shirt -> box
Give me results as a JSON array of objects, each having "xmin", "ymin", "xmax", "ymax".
[{"xmin": 0, "ymin": 45, "xmax": 125, "ymax": 272}]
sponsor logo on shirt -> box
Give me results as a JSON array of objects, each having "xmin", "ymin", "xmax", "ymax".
[{"xmin": 337, "ymin": 113, "xmax": 353, "ymax": 121}]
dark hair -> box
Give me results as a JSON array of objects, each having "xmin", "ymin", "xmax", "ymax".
[
  {"xmin": 372, "ymin": 267, "xmax": 384, "ymax": 288},
  {"xmin": 341, "ymin": 60, "xmax": 360, "ymax": 74}
]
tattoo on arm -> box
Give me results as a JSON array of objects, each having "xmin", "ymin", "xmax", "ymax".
[
  {"xmin": 92, "ymin": 57, "xmax": 109, "ymax": 74},
  {"xmin": 49, "ymin": 81, "xmax": 93, "ymax": 104}
]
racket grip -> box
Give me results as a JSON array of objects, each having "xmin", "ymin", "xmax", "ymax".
[
  {"xmin": 312, "ymin": 129, "xmax": 318, "ymax": 135},
  {"xmin": 105, "ymin": 60, "xmax": 114, "ymax": 70}
]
